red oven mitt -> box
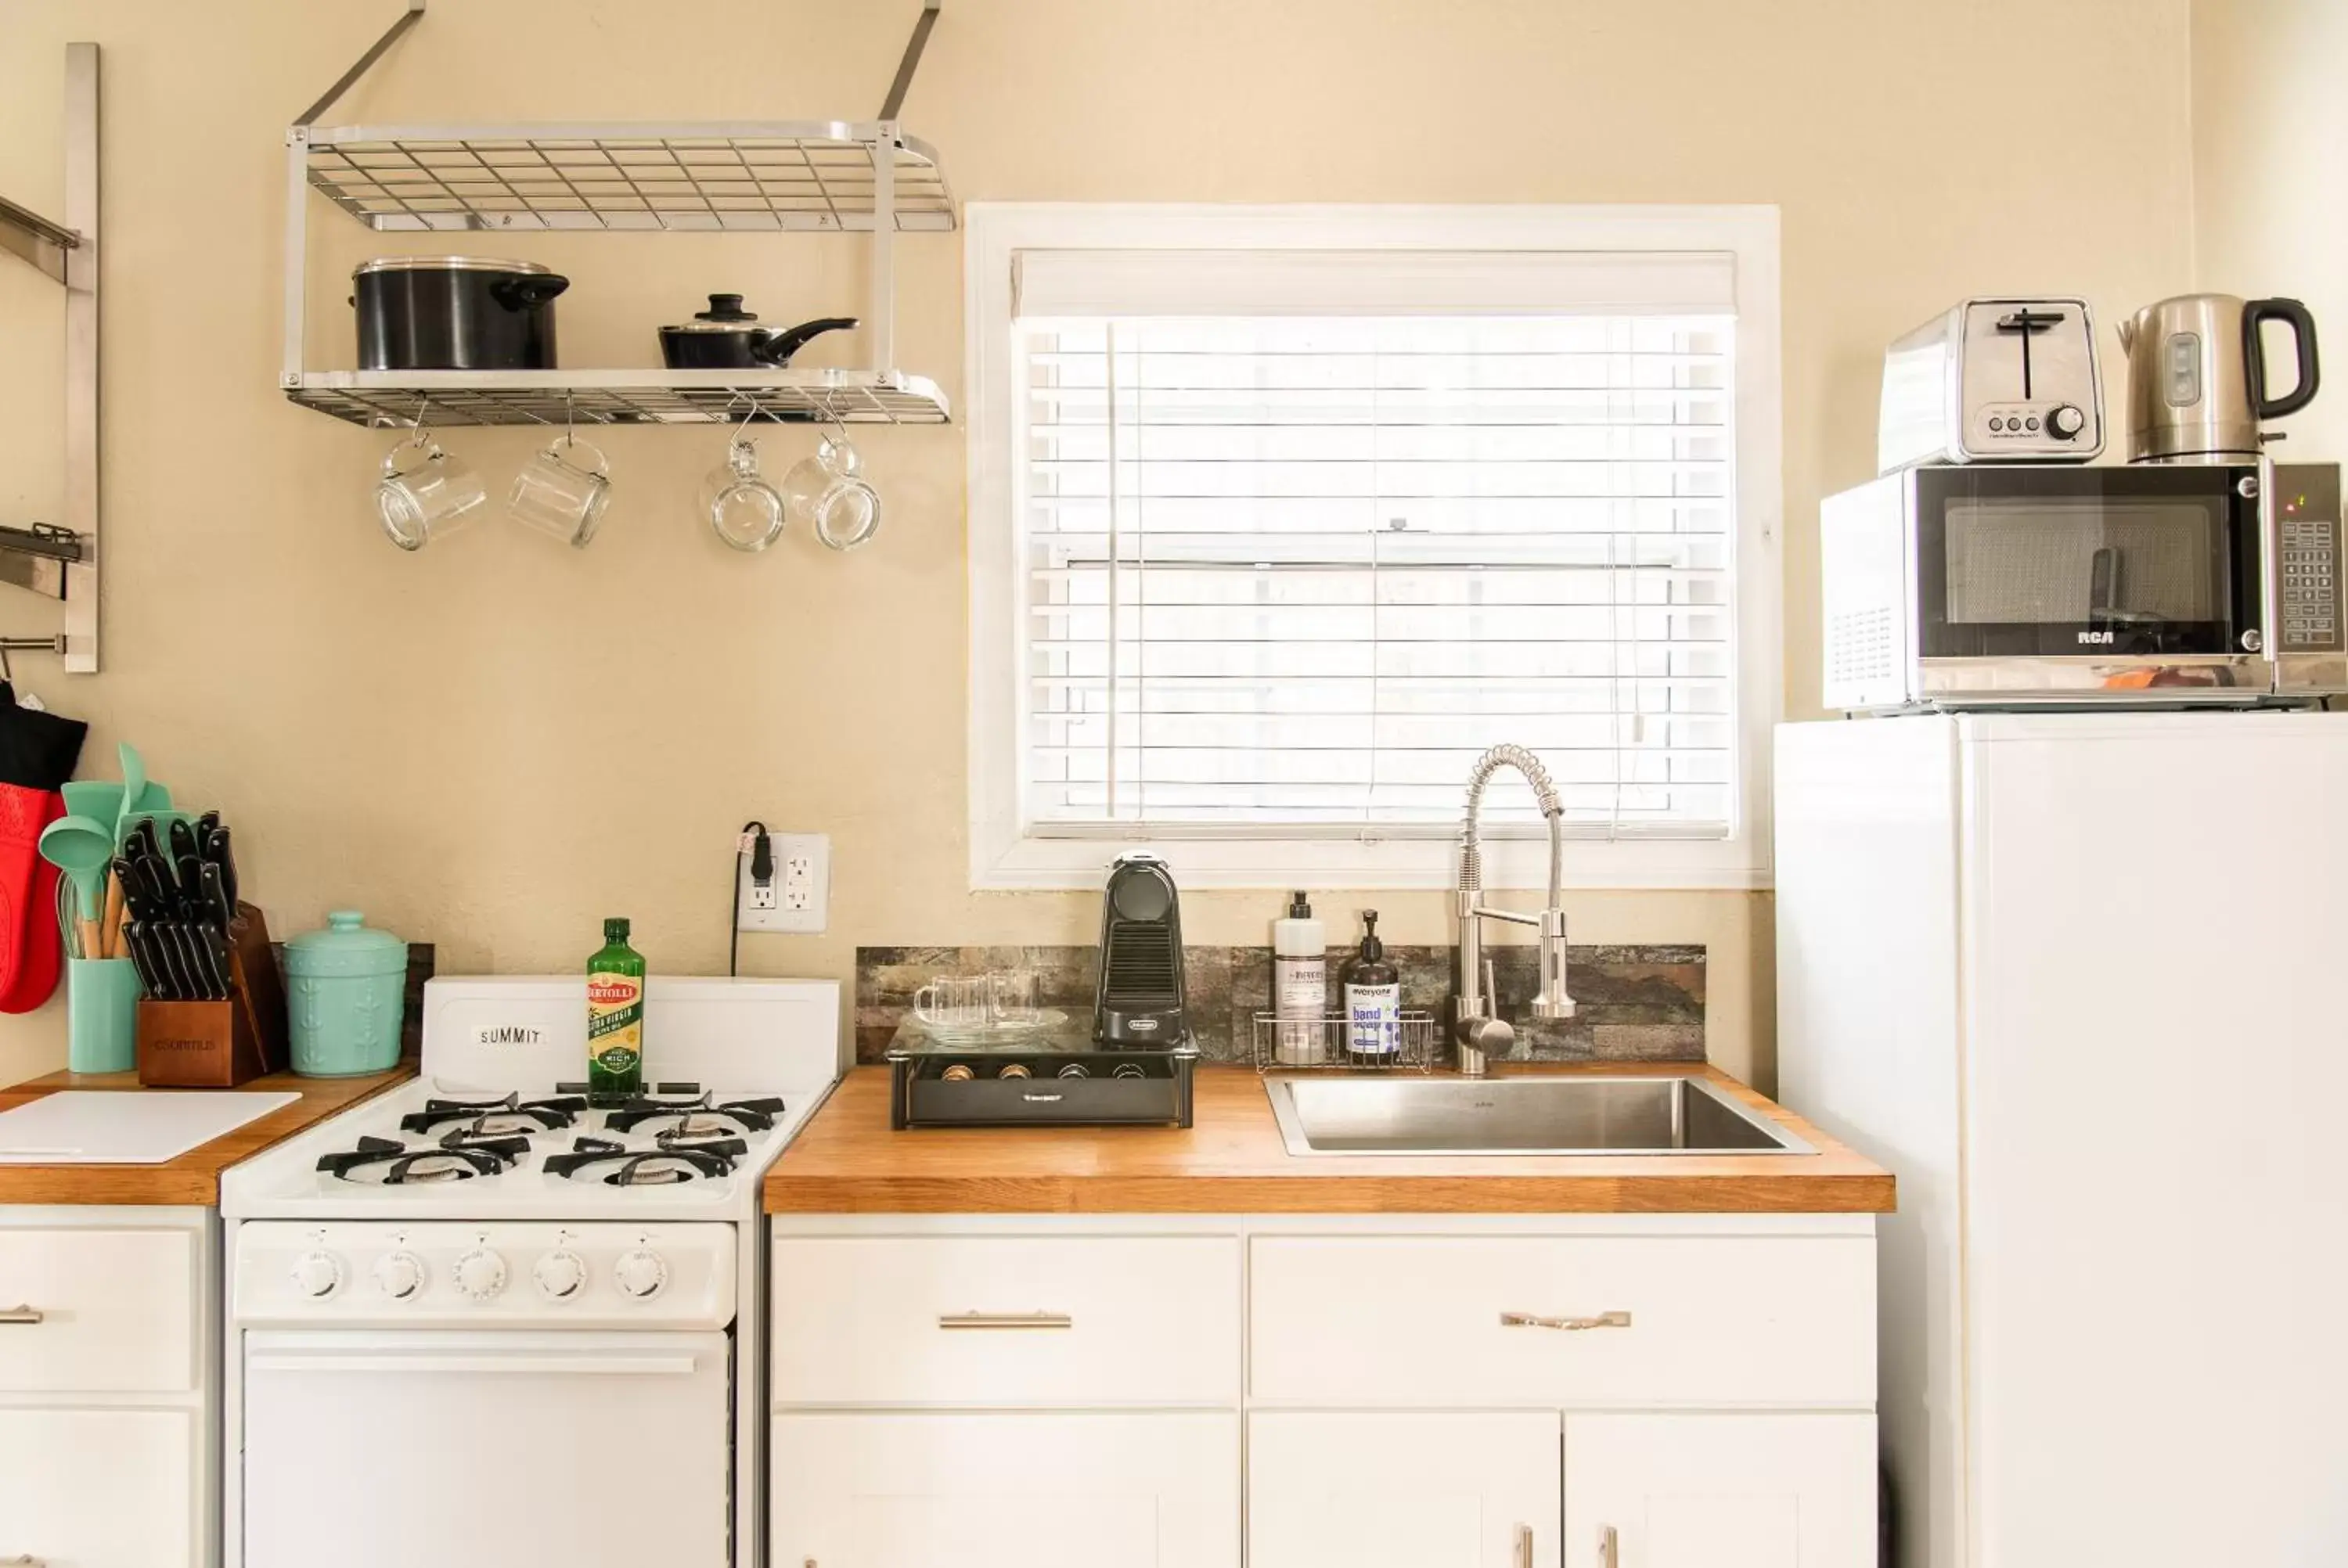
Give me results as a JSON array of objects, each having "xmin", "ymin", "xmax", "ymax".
[
  {"xmin": 0, "ymin": 682, "xmax": 89, "ymax": 1012},
  {"xmin": 0, "ymin": 785, "xmax": 65, "ymax": 1012}
]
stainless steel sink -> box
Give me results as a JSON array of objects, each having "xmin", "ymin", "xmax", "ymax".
[{"xmin": 1262, "ymin": 1074, "xmax": 1813, "ymax": 1157}]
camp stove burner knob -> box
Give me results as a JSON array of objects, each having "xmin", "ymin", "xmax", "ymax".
[
  {"xmin": 533, "ymin": 1249, "xmax": 588, "ymax": 1300},
  {"xmin": 452, "ymin": 1246, "xmax": 509, "ymax": 1301},
  {"xmin": 614, "ymin": 1248, "xmax": 668, "ymax": 1300},
  {"xmin": 372, "ymin": 1250, "xmax": 426, "ymax": 1300},
  {"xmin": 291, "ymin": 1250, "xmax": 344, "ymax": 1299}
]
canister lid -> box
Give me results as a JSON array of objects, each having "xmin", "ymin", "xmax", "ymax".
[{"xmin": 284, "ymin": 910, "xmax": 409, "ymax": 978}]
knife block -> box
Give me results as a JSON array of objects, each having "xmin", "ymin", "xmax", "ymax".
[{"xmin": 137, "ymin": 902, "xmax": 287, "ymax": 1088}]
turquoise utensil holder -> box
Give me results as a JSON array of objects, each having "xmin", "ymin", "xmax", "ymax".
[
  {"xmin": 67, "ymin": 958, "xmax": 142, "ymax": 1074},
  {"xmin": 284, "ymin": 911, "xmax": 408, "ymax": 1077}
]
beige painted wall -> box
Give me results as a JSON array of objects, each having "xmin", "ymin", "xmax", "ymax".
[
  {"xmin": 2191, "ymin": 0, "xmax": 2348, "ymax": 456},
  {"xmin": 0, "ymin": 0, "xmax": 2196, "ymax": 1091}
]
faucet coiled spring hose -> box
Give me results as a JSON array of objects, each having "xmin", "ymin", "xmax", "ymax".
[{"xmin": 1457, "ymin": 743, "xmax": 1565, "ymax": 904}]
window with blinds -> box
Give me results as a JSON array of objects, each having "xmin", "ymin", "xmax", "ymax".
[{"xmin": 1010, "ymin": 247, "xmax": 1741, "ymax": 840}]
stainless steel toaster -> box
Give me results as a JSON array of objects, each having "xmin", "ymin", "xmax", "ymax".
[{"xmin": 1878, "ymin": 297, "xmax": 2105, "ymax": 473}]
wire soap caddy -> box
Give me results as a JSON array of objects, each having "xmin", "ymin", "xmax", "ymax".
[{"xmin": 1251, "ymin": 1011, "xmax": 1439, "ymax": 1074}]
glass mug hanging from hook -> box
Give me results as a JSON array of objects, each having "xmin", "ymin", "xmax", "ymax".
[
  {"xmin": 702, "ymin": 398, "xmax": 789, "ymax": 552},
  {"xmin": 508, "ymin": 405, "xmax": 611, "ymax": 548},
  {"xmin": 374, "ymin": 413, "xmax": 486, "ymax": 552},
  {"xmin": 781, "ymin": 415, "xmax": 881, "ymax": 551}
]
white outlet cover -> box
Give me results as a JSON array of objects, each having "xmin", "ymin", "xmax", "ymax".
[{"xmin": 737, "ymin": 831, "xmax": 829, "ymax": 934}]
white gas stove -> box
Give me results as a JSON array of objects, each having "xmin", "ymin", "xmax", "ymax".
[{"xmin": 219, "ymin": 974, "xmax": 840, "ymax": 1568}]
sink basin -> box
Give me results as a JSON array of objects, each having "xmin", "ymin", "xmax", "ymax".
[{"xmin": 1262, "ymin": 1074, "xmax": 1813, "ymax": 1157}]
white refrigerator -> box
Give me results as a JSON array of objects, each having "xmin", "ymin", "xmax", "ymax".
[{"xmin": 1775, "ymin": 711, "xmax": 2348, "ymax": 1568}]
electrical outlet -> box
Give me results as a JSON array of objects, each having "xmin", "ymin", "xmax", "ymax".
[{"xmin": 736, "ymin": 831, "xmax": 829, "ymax": 934}]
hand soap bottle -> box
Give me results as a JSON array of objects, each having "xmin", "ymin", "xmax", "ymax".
[
  {"xmin": 1341, "ymin": 909, "xmax": 1402, "ymax": 1063},
  {"xmin": 1273, "ymin": 890, "xmax": 1327, "ymax": 1065}
]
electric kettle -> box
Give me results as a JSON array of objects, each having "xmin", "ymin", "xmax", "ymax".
[{"xmin": 2117, "ymin": 293, "xmax": 2320, "ymax": 462}]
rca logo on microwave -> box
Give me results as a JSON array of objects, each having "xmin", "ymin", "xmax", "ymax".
[{"xmin": 2076, "ymin": 630, "xmax": 2116, "ymax": 645}]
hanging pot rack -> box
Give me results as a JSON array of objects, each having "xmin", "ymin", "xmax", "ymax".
[{"xmin": 280, "ymin": 1, "xmax": 954, "ymax": 430}]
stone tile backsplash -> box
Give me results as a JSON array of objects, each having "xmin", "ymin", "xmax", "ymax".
[{"xmin": 855, "ymin": 944, "xmax": 1704, "ymax": 1066}]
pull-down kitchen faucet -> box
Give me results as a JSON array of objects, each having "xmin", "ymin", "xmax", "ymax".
[{"xmin": 1452, "ymin": 743, "xmax": 1576, "ymax": 1077}]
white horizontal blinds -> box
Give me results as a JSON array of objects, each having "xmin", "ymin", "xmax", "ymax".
[{"xmin": 1015, "ymin": 249, "xmax": 1738, "ymax": 836}]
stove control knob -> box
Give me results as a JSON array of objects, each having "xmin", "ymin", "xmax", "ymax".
[
  {"xmin": 291, "ymin": 1250, "xmax": 344, "ymax": 1300},
  {"xmin": 372, "ymin": 1250, "xmax": 427, "ymax": 1301},
  {"xmin": 533, "ymin": 1249, "xmax": 588, "ymax": 1300},
  {"xmin": 2046, "ymin": 404, "xmax": 2087, "ymax": 441},
  {"xmin": 452, "ymin": 1247, "xmax": 509, "ymax": 1301},
  {"xmin": 614, "ymin": 1249, "xmax": 668, "ymax": 1300}
]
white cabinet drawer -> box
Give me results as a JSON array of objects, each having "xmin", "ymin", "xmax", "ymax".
[
  {"xmin": 772, "ymin": 1235, "xmax": 1241, "ymax": 1406},
  {"xmin": 773, "ymin": 1412, "xmax": 1240, "ymax": 1568},
  {"xmin": 1250, "ymin": 1235, "xmax": 1874, "ymax": 1407},
  {"xmin": 0, "ymin": 1407, "xmax": 196, "ymax": 1567},
  {"xmin": 0, "ymin": 1227, "xmax": 197, "ymax": 1393}
]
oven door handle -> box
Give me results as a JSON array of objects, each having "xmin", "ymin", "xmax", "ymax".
[{"xmin": 247, "ymin": 1353, "xmax": 703, "ymax": 1377}]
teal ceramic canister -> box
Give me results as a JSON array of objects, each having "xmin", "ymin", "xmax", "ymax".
[{"xmin": 283, "ymin": 911, "xmax": 408, "ymax": 1076}]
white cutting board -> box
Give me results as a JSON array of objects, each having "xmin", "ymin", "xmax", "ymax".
[{"xmin": 0, "ymin": 1090, "xmax": 302, "ymax": 1163}]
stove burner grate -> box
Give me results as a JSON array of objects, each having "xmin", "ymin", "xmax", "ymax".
[
  {"xmin": 602, "ymin": 1093, "xmax": 787, "ymax": 1136},
  {"xmin": 318, "ymin": 1132, "xmax": 530, "ymax": 1185},
  {"xmin": 399, "ymin": 1093, "xmax": 588, "ymax": 1136},
  {"xmin": 542, "ymin": 1133, "xmax": 747, "ymax": 1186}
]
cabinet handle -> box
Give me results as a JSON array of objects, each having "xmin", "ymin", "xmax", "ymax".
[
  {"xmin": 1514, "ymin": 1523, "xmax": 1534, "ymax": 1568},
  {"xmin": 1498, "ymin": 1310, "xmax": 1631, "ymax": 1332},
  {"xmin": 0, "ymin": 1306, "xmax": 43, "ymax": 1325},
  {"xmin": 937, "ymin": 1311, "xmax": 1073, "ymax": 1331},
  {"xmin": 1597, "ymin": 1524, "xmax": 1619, "ymax": 1568}
]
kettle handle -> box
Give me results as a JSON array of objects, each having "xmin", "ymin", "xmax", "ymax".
[{"xmin": 2245, "ymin": 297, "xmax": 2320, "ymax": 420}]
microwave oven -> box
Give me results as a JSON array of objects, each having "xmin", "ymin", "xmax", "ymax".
[{"xmin": 1821, "ymin": 460, "xmax": 2346, "ymax": 711}]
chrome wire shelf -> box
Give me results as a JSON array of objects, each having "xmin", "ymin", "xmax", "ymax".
[
  {"xmin": 284, "ymin": 368, "xmax": 952, "ymax": 428},
  {"xmin": 301, "ymin": 123, "xmax": 956, "ymax": 233},
  {"xmin": 1252, "ymin": 1012, "xmax": 1439, "ymax": 1074}
]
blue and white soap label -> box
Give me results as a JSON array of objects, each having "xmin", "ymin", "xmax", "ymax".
[{"xmin": 1345, "ymin": 982, "xmax": 1403, "ymax": 1056}]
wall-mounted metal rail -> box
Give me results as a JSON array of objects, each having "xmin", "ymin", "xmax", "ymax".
[{"xmin": 0, "ymin": 44, "xmax": 100, "ymax": 672}]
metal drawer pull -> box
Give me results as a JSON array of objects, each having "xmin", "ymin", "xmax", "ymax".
[
  {"xmin": 1514, "ymin": 1523, "xmax": 1533, "ymax": 1568},
  {"xmin": 1500, "ymin": 1309, "xmax": 1631, "ymax": 1332},
  {"xmin": 0, "ymin": 1305, "xmax": 45, "ymax": 1325},
  {"xmin": 1597, "ymin": 1523, "xmax": 1619, "ymax": 1568},
  {"xmin": 937, "ymin": 1311, "xmax": 1073, "ymax": 1331}
]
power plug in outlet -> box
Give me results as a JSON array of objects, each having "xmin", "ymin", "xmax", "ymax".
[{"xmin": 737, "ymin": 831, "xmax": 829, "ymax": 934}]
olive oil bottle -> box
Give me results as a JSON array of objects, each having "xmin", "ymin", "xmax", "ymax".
[{"xmin": 585, "ymin": 916, "xmax": 646, "ymax": 1101}]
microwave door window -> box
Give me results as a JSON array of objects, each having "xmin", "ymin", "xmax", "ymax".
[{"xmin": 1935, "ymin": 497, "xmax": 2231, "ymax": 656}]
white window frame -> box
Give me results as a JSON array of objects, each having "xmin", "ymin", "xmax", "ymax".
[{"xmin": 966, "ymin": 203, "xmax": 1782, "ymax": 891}]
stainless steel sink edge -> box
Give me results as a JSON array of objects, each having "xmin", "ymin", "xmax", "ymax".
[{"xmin": 1261, "ymin": 1073, "xmax": 1817, "ymax": 1158}]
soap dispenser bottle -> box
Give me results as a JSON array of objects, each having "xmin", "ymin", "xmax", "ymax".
[
  {"xmin": 1341, "ymin": 909, "xmax": 1402, "ymax": 1063},
  {"xmin": 1272, "ymin": 890, "xmax": 1327, "ymax": 1066}
]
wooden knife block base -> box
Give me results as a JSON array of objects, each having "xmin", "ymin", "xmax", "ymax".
[{"xmin": 137, "ymin": 903, "xmax": 287, "ymax": 1088}]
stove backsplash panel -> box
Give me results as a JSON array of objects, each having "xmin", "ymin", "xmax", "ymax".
[{"xmin": 853, "ymin": 944, "xmax": 1705, "ymax": 1066}]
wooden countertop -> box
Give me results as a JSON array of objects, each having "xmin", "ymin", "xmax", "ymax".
[
  {"xmin": 765, "ymin": 1064, "xmax": 1893, "ymax": 1215},
  {"xmin": 0, "ymin": 1066, "xmax": 415, "ymax": 1207}
]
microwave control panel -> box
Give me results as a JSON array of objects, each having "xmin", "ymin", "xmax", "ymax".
[{"xmin": 2276, "ymin": 464, "xmax": 2343, "ymax": 655}]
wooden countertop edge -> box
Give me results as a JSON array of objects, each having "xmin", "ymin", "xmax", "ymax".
[
  {"xmin": 0, "ymin": 1066, "xmax": 416, "ymax": 1207},
  {"xmin": 762, "ymin": 1063, "xmax": 1895, "ymax": 1217},
  {"xmin": 764, "ymin": 1171, "xmax": 1898, "ymax": 1214}
]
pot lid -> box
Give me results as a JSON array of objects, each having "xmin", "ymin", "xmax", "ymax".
[
  {"xmin": 664, "ymin": 293, "xmax": 768, "ymax": 333},
  {"xmin": 352, "ymin": 256, "xmax": 553, "ymax": 277},
  {"xmin": 283, "ymin": 910, "xmax": 408, "ymax": 978}
]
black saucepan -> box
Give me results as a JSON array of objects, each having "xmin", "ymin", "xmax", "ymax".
[
  {"xmin": 658, "ymin": 294, "xmax": 859, "ymax": 370},
  {"xmin": 353, "ymin": 257, "xmax": 570, "ymax": 371}
]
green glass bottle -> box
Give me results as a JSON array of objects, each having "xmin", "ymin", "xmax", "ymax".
[{"xmin": 585, "ymin": 916, "xmax": 646, "ymax": 1102}]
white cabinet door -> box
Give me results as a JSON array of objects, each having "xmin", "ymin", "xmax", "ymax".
[
  {"xmin": 1250, "ymin": 1412, "xmax": 1561, "ymax": 1568},
  {"xmin": 1562, "ymin": 1414, "xmax": 1875, "ymax": 1568},
  {"xmin": 0, "ymin": 1407, "xmax": 195, "ymax": 1566},
  {"xmin": 771, "ymin": 1411, "xmax": 1239, "ymax": 1568}
]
